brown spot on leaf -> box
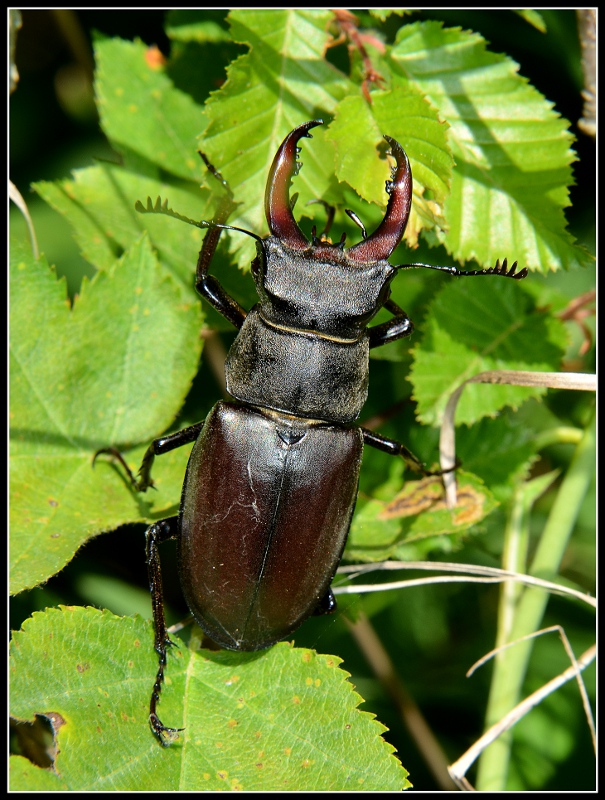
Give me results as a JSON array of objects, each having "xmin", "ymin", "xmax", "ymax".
[{"xmin": 379, "ymin": 477, "xmax": 487, "ymax": 526}]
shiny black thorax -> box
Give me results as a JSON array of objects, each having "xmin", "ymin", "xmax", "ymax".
[{"xmin": 226, "ymin": 237, "xmax": 397, "ymax": 424}]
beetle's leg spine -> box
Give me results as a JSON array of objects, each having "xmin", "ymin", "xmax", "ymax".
[
  {"xmin": 134, "ymin": 443, "xmax": 156, "ymax": 492},
  {"xmin": 146, "ymin": 517, "xmax": 184, "ymax": 746}
]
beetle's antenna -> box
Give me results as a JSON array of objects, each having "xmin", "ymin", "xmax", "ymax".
[
  {"xmin": 135, "ymin": 196, "xmax": 263, "ymax": 242},
  {"xmin": 345, "ymin": 209, "xmax": 367, "ymax": 240},
  {"xmin": 394, "ymin": 258, "xmax": 528, "ymax": 280}
]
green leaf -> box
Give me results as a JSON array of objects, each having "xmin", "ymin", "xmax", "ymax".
[
  {"xmin": 95, "ymin": 38, "xmax": 206, "ymax": 181},
  {"xmin": 408, "ymin": 279, "xmax": 568, "ymax": 426},
  {"xmin": 10, "ymin": 607, "xmax": 410, "ymax": 791},
  {"xmin": 369, "ymin": 9, "xmax": 410, "ymax": 23},
  {"xmin": 515, "ymin": 9, "xmax": 547, "ymax": 33},
  {"xmin": 34, "ymin": 166, "xmax": 210, "ymax": 286},
  {"xmin": 347, "ymin": 470, "xmax": 498, "ymax": 562},
  {"xmin": 329, "ymin": 88, "xmax": 453, "ymax": 245},
  {"xmin": 455, "ymin": 412, "xmax": 536, "ymax": 502},
  {"xmin": 33, "ymin": 165, "xmax": 259, "ymax": 332},
  {"xmin": 390, "ymin": 21, "xmax": 590, "ymax": 271},
  {"xmin": 166, "ymin": 10, "xmax": 232, "ymax": 44},
  {"xmin": 10, "ymin": 756, "xmax": 61, "ymax": 790},
  {"xmin": 200, "ymin": 9, "xmax": 353, "ymax": 262},
  {"xmin": 9, "ymin": 237, "xmax": 202, "ymax": 593},
  {"xmin": 73, "ymin": 35, "xmax": 252, "ymax": 319}
]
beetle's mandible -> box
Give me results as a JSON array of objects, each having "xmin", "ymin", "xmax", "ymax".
[{"xmin": 96, "ymin": 119, "xmax": 527, "ymax": 745}]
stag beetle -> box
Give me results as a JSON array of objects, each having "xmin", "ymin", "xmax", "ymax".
[{"xmin": 97, "ymin": 119, "xmax": 526, "ymax": 745}]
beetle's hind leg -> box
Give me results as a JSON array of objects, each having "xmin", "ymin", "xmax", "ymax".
[
  {"xmin": 313, "ymin": 588, "xmax": 337, "ymax": 616},
  {"xmin": 146, "ymin": 516, "xmax": 185, "ymax": 746},
  {"xmin": 361, "ymin": 428, "xmax": 458, "ymax": 477}
]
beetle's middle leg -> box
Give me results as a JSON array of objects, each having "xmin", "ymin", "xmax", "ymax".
[
  {"xmin": 94, "ymin": 422, "xmax": 203, "ymax": 493},
  {"xmin": 146, "ymin": 515, "xmax": 185, "ymax": 746},
  {"xmin": 368, "ymin": 298, "xmax": 414, "ymax": 348}
]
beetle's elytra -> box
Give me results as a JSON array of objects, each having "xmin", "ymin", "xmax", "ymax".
[
  {"xmin": 97, "ymin": 120, "xmax": 526, "ymax": 745},
  {"xmin": 180, "ymin": 403, "xmax": 363, "ymax": 651}
]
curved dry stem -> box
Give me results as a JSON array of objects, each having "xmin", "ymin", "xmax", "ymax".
[
  {"xmin": 466, "ymin": 624, "xmax": 596, "ymax": 752},
  {"xmin": 439, "ymin": 371, "xmax": 596, "ymax": 507},
  {"xmin": 448, "ymin": 643, "xmax": 596, "ymax": 789},
  {"xmin": 335, "ymin": 560, "xmax": 596, "ymax": 608},
  {"xmin": 10, "ymin": 180, "xmax": 39, "ymax": 258}
]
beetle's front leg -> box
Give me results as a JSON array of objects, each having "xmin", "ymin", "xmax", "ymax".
[
  {"xmin": 362, "ymin": 428, "xmax": 456, "ymax": 477},
  {"xmin": 146, "ymin": 516, "xmax": 184, "ymax": 746},
  {"xmin": 94, "ymin": 422, "xmax": 203, "ymax": 493},
  {"xmin": 195, "ymin": 155, "xmax": 248, "ymax": 329},
  {"xmin": 368, "ymin": 298, "xmax": 414, "ymax": 348}
]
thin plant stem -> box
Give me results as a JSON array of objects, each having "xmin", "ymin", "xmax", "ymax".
[
  {"xmin": 475, "ymin": 411, "xmax": 595, "ymax": 791},
  {"xmin": 335, "ymin": 561, "xmax": 595, "ymax": 608},
  {"xmin": 346, "ymin": 613, "xmax": 458, "ymax": 791},
  {"xmin": 450, "ymin": 643, "xmax": 595, "ymax": 789}
]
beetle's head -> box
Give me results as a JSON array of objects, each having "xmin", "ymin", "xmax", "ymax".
[{"xmin": 264, "ymin": 120, "xmax": 412, "ymax": 264}]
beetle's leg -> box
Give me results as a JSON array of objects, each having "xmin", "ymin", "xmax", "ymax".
[
  {"xmin": 93, "ymin": 422, "xmax": 203, "ymax": 493},
  {"xmin": 134, "ymin": 423, "xmax": 203, "ymax": 492},
  {"xmin": 195, "ymin": 154, "xmax": 248, "ymax": 329},
  {"xmin": 313, "ymin": 588, "xmax": 337, "ymax": 616},
  {"xmin": 369, "ymin": 298, "xmax": 414, "ymax": 349},
  {"xmin": 146, "ymin": 516, "xmax": 184, "ymax": 746},
  {"xmin": 361, "ymin": 428, "xmax": 457, "ymax": 477},
  {"xmin": 306, "ymin": 199, "xmax": 335, "ymax": 240},
  {"xmin": 394, "ymin": 257, "xmax": 528, "ymax": 281}
]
